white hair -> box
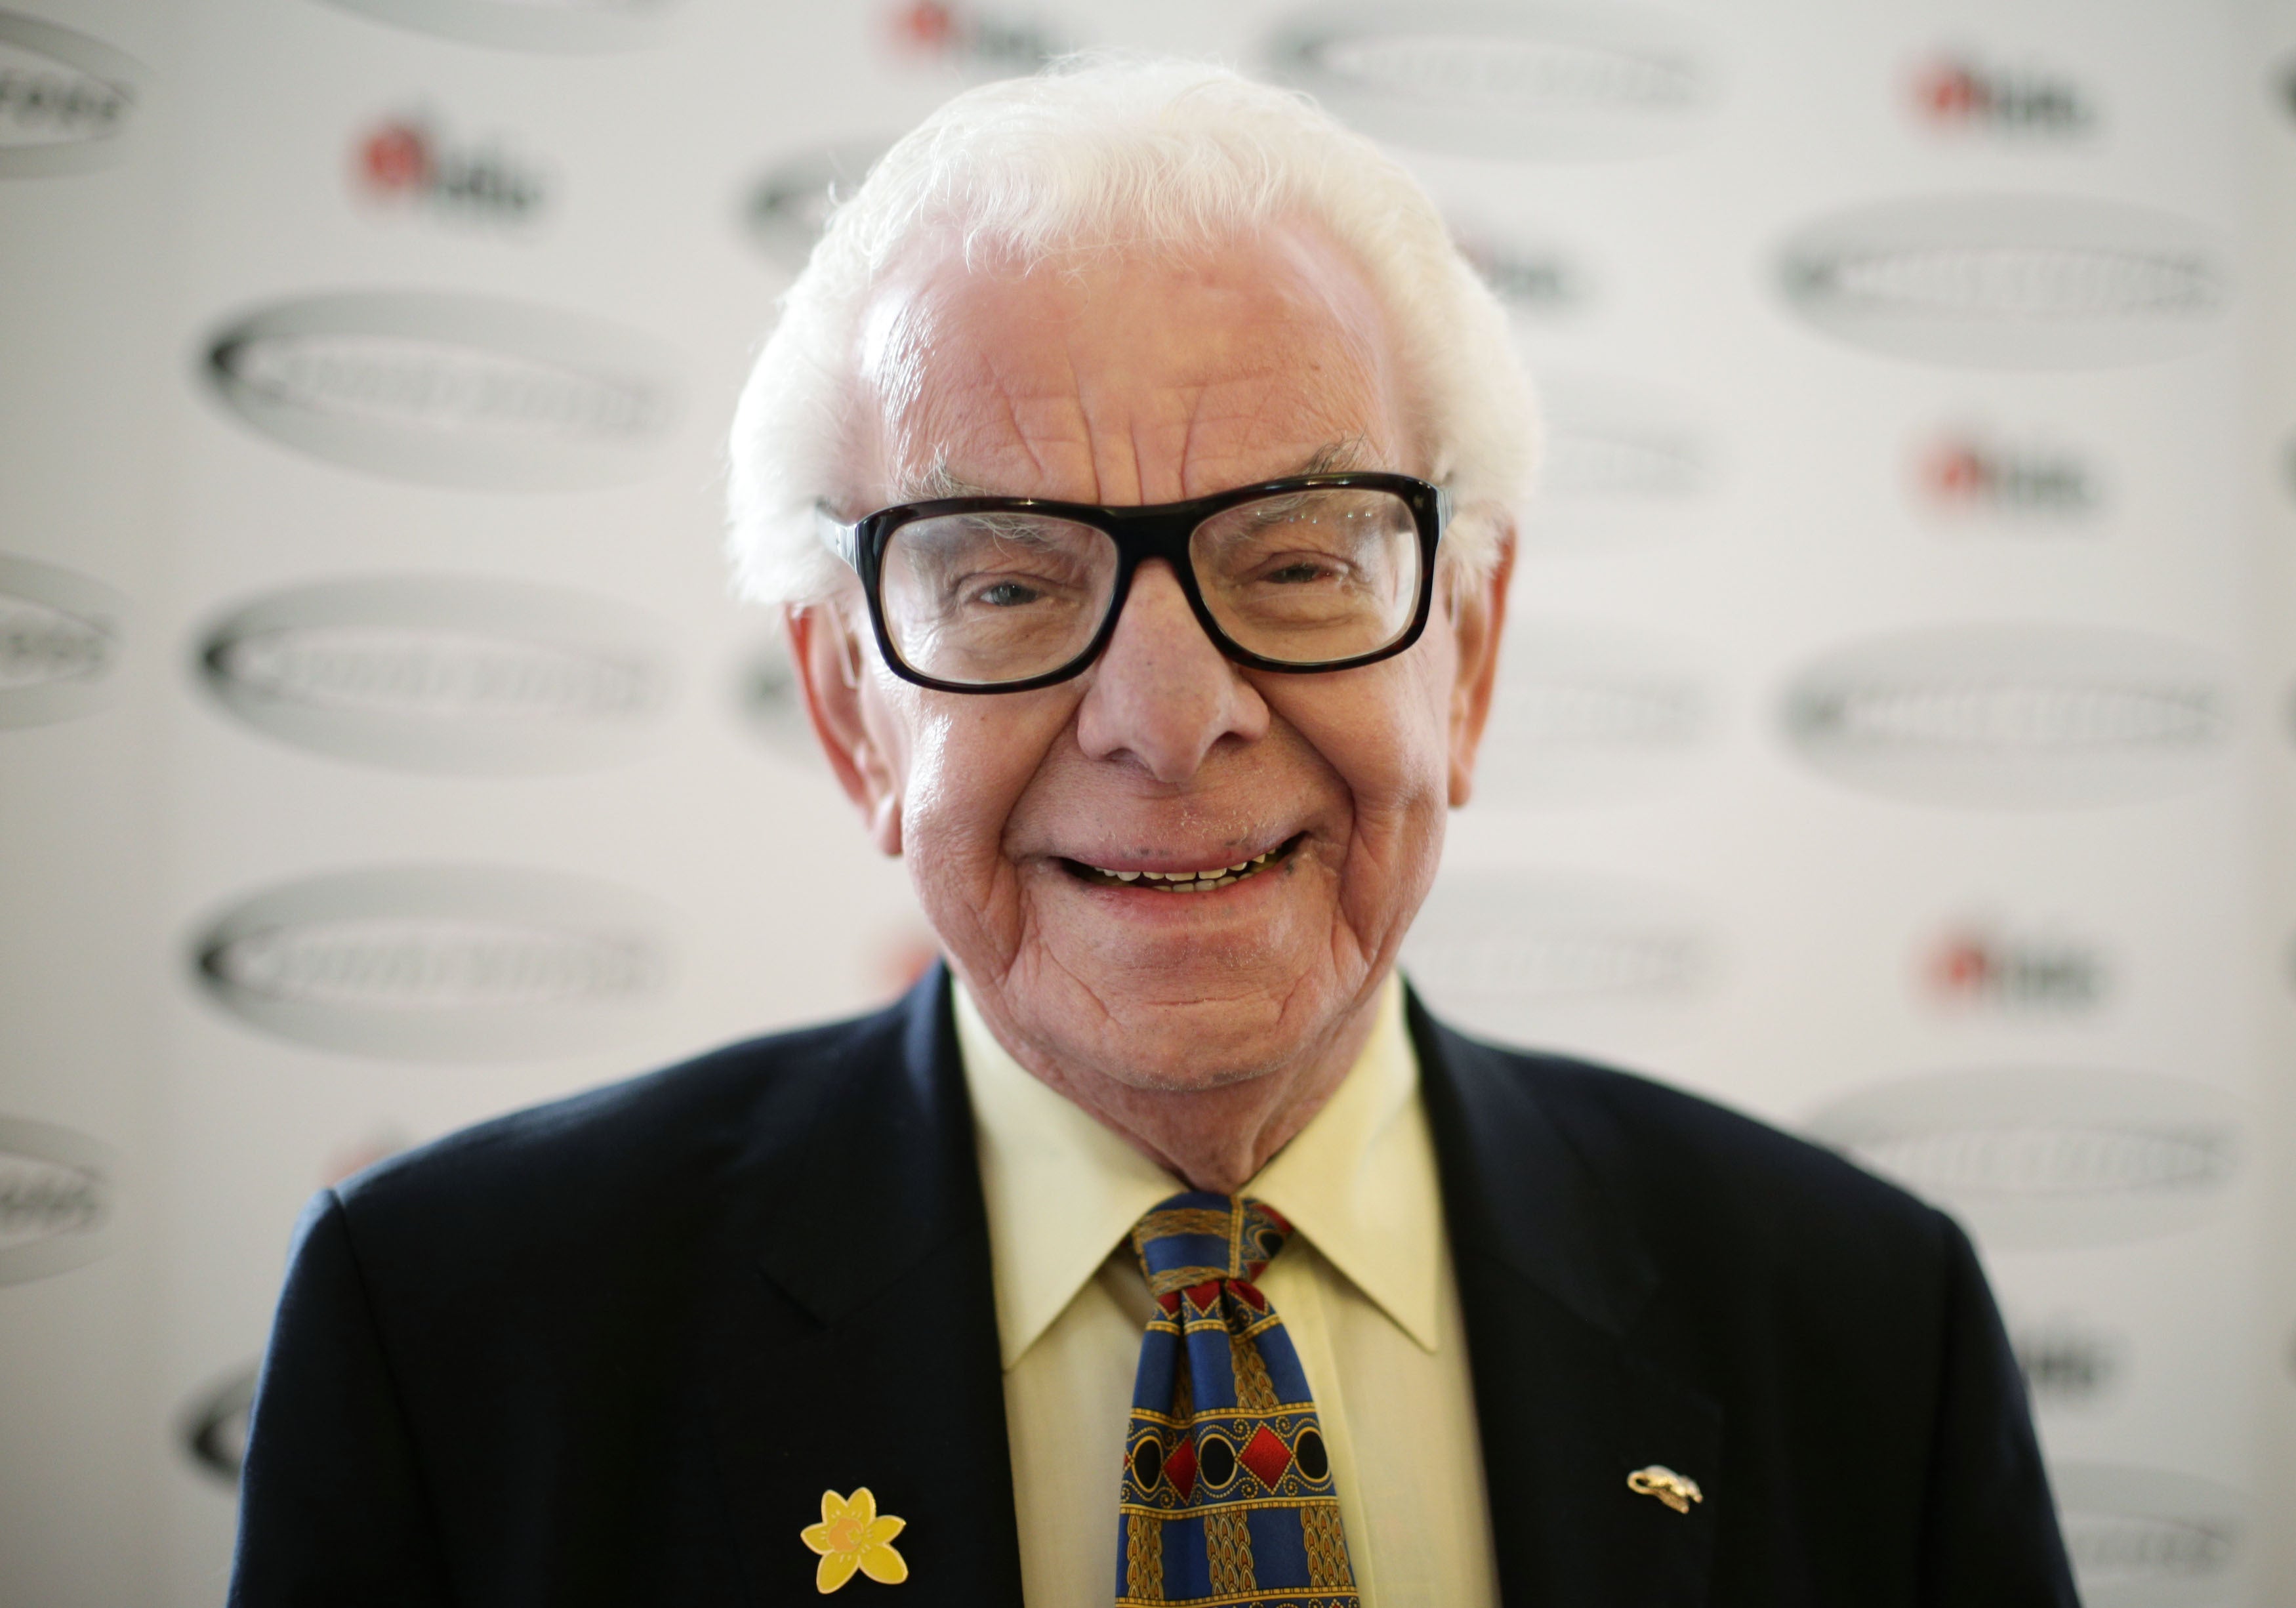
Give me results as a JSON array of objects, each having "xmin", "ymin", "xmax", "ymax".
[{"xmin": 725, "ymin": 55, "xmax": 1536, "ymax": 606}]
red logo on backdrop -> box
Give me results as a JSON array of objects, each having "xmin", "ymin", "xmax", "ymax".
[
  {"xmin": 1916, "ymin": 432, "xmax": 2094, "ymax": 519},
  {"xmin": 361, "ymin": 119, "xmax": 432, "ymax": 193},
  {"xmin": 1917, "ymin": 60, "xmax": 1980, "ymax": 122},
  {"xmin": 1925, "ymin": 926, "xmax": 2104, "ymax": 1011},
  {"xmin": 351, "ymin": 113, "xmax": 546, "ymax": 222},
  {"xmin": 1923, "ymin": 440, "xmax": 1985, "ymax": 503},
  {"xmin": 1911, "ymin": 54, "xmax": 2092, "ymax": 134},
  {"xmin": 895, "ymin": 1, "xmax": 955, "ymax": 48},
  {"xmin": 1930, "ymin": 933, "xmax": 1993, "ymax": 994},
  {"xmin": 886, "ymin": 2, "xmax": 1061, "ymax": 68}
]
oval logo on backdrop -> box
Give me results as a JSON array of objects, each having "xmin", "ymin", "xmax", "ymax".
[
  {"xmin": 318, "ymin": 0, "xmax": 679, "ymax": 53},
  {"xmin": 1782, "ymin": 625, "xmax": 2230, "ymax": 808},
  {"xmin": 0, "ymin": 1117, "xmax": 116, "ymax": 1283},
  {"xmin": 0, "ymin": 554, "xmax": 124, "ymax": 727},
  {"xmin": 197, "ymin": 575, "xmax": 674, "ymax": 774},
  {"xmin": 2051, "ymin": 1463, "xmax": 2242, "ymax": 1607},
  {"xmin": 1402, "ymin": 871, "xmax": 1716, "ymax": 1046},
  {"xmin": 192, "ymin": 866, "xmax": 676, "ymax": 1060},
  {"xmin": 1263, "ymin": 2, "xmax": 1715, "ymax": 159},
  {"xmin": 0, "ymin": 11, "xmax": 141, "ymax": 176},
  {"xmin": 201, "ymin": 292, "xmax": 682, "ymax": 490},
  {"xmin": 1477, "ymin": 620, "xmax": 1713, "ymax": 806},
  {"xmin": 1803, "ymin": 1067, "xmax": 2240, "ymax": 1250},
  {"xmin": 743, "ymin": 138, "xmax": 893, "ymax": 274},
  {"xmin": 1777, "ymin": 195, "xmax": 2228, "ymax": 367}
]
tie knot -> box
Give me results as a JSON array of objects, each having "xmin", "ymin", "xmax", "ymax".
[{"xmin": 1130, "ymin": 1191, "xmax": 1293, "ymax": 1300}]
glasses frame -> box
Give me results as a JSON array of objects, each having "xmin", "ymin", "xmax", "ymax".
[{"xmin": 815, "ymin": 470, "xmax": 1450, "ymax": 694}]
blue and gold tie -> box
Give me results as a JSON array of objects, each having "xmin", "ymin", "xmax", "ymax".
[{"xmin": 1117, "ymin": 1191, "xmax": 1359, "ymax": 1606}]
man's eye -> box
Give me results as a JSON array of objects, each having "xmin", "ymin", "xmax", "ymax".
[
  {"xmin": 970, "ymin": 579, "xmax": 1046, "ymax": 607},
  {"xmin": 1263, "ymin": 560, "xmax": 1337, "ymax": 585}
]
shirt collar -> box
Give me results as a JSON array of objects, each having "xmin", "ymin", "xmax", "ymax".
[{"xmin": 955, "ymin": 974, "xmax": 1442, "ymax": 1369}]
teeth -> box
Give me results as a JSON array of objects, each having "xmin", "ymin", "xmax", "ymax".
[{"xmin": 1079, "ymin": 840, "xmax": 1292, "ymax": 890}]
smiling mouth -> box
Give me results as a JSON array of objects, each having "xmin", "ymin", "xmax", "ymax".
[{"xmin": 1062, "ymin": 833, "xmax": 1307, "ymax": 894}]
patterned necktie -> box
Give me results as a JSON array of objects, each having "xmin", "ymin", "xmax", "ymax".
[{"xmin": 1118, "ymin": 1191, "xmax": 1359, "ymax": 1607}]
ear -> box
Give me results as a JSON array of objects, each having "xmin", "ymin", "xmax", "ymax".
[
  {"xmin": 1443, "ymin": 516, "xmax": 1515, "ymax": 809},
  {"xmin": 785, "ymin": 600, "xmax": 904, "ymax": 856}
]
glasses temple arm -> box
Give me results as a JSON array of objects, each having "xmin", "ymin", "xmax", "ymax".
[{"xmin": 813, "ymin": 503, "xmax": 861, "ymax": 567}]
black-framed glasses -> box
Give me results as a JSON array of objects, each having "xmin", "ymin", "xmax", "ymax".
[{"xmin": 814, "ymin": 471, "xmax": 1449, "ymax": 693}]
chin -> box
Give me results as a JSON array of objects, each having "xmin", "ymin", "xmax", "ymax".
[{"xmin": 1075, "ymin": 987, "xmax": 1323, "ymax": 1093}]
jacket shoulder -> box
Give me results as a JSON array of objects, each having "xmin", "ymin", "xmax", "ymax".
[
  {"xmin": 1413, "ymin": 1018, "xmax": 2073, "ymax": 1602},
  {"xmin": 1425, "ymin": 1012, "xmax": 1952, "ymax": 1268},
  {"xmin": 327, "ymin": 997, "xmax": 912, "ymax": 1279}
]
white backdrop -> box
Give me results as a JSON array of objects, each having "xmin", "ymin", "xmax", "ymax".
[{"xmin": 1, "ymin": 1, "xmax": 2288, "ymax": 1601}]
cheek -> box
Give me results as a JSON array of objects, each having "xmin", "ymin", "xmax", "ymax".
[
  {"xmin": 878, "ymin": 682, "xmax": 1073, "ymax": 869},
  {"xmin": 1300, "ymin": 652, "xmax": 1460, "ymax": 818},
  {"xmin": 1342, "ymin": 681, "xmax": 1456, "ymax": 944},
  {"xmin": 1282, "ymin": 655, "xmax": 1460, "ymax": 955}
]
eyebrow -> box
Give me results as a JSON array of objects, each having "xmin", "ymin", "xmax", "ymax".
[
  {"xmin": 890, "ymin": 438, "xmax": 1377, "ymax": 505},
  {"xmin": 1293, "ymin": 437, "xmax": 1374, "ymax": 476},
  {"xmin": 893, "ymin": 455, "xmax": 988, "ymax": 503}
]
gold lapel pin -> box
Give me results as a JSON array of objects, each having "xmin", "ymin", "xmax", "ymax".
[
  {"xmin": 800, "ymin": 1487, "xmax": 909, "ymax": 1593},
  {"xmin": 1627, "ymin": 1465, "xmax": 1703, "ymax": 1515}
]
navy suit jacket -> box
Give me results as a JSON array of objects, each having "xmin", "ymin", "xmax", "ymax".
[{"xmin": 229, "ymin": 968, "xmax": 2077, "ymax": 1605}]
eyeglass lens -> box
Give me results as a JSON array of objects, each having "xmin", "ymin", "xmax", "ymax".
[{"xmin": 875, "ymin": 487, "xmax": 1424, "ymax": 687}]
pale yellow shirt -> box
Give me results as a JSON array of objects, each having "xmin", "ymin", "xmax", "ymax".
[{"xmin": 954, "ymin": 976, "xmax": 1501, "ymax": 1607}]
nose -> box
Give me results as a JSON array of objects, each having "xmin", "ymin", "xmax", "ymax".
[{"xmin": 1074, "ymin": 560, "xmax": 1267, "ymax": 783}]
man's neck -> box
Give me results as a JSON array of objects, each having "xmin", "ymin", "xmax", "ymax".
[{"xmin": 959, "ymin": 976, "xmax": 1391, "ymax": 1195}]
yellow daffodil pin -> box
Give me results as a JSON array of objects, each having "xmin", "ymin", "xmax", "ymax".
[{"xmin": 800, "ymin": 1487, "xmax": 909, "ymax": 1593}]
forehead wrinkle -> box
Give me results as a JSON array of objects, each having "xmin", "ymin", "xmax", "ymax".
[
  {"xmin": 856, "ymin": 283, "xmax": 939, "ymax": 442},
  {"xmin": 861, "ymin": 224, "xmax": 1408, "ymax": 507},
  {"xmin": 1169, "ymin": 370, "xmax": 1387, "ymax": 496},
  {"xmin": 956, "ymin": 383, "xmax": 1098, "ymax": 497},
  {"xmin": 895, "ymin": 362, "xmax": 1389, "ymax": 505},
  {"xmin": 1023, "ymin": 291, "xmax": 1384, "ymax": 501},
  {"xmin": 893, "ymin": 434, "xmax": 1377, "ymax": 506},
  {"xmin": 886, "ymin": 351, "xmax": 1080, "ymax": 499},
  {"xmin": 903, "ymin": 344, "xmax": 1384, "ymax": 502}
]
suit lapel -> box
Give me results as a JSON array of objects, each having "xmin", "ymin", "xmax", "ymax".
[
  {"xmin": 695, "ymin": 972, "xmax": 1721, "ymax": 1603},
  {"xmin": 704, "ymin": 967, "xmax": 1025, "ymax": 1604},
  {"xmin": 1411, "ymin": 996, "xmax": 1722, "ymax": 1605}
]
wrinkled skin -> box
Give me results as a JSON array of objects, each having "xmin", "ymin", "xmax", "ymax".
[{"xmin": 789, "ymin": 220, "xmax": 1513, "ymax": 1192}]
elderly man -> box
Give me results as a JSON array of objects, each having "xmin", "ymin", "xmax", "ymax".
[{"xmin": 230, "ymin": 60, "xmax": 2075, "ymax": 1608}]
